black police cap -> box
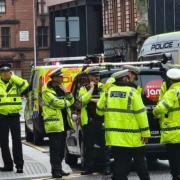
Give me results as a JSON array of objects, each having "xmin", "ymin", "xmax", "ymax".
[
  {"xmin": 0, "ymin": 63, "xmax": 11, "ymax": 71},
  {"xmin": 48, "ymin": 68, "xmax": 63, "ymax": 78}
]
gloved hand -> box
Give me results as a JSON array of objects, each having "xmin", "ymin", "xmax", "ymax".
[
  {"xmin": 153, "ymin": 108, "xmax": 160, "ymax": 118},
  {"xmin": 153, "ymin": 108, "xmax": 157, "ymax": 116},
  {"xmin": 65, "ymin": 92, "xmax": 73, "ymax": 100}
]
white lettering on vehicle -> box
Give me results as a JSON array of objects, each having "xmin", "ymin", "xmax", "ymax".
[{"xmin": 147, "ymin": 88, "xmax": 160, "ymax": 98}]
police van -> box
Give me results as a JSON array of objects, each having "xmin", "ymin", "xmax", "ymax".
[{"xmin": 138, "ymin": 31, "xmax": 180, "ymax": 63}]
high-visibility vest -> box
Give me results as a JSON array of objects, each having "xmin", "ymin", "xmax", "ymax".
[
  {"xmin": 79, "ymin": 82, "xmax": 103, "ymax": 126},
  {"xmin": 42, "ymin": 84, "xmax": 74, "ymax": 133},
  {"xmin": 154, "ymin": 82, "xmax": 180, "ymax": 144},
  {"xmin": 97, "ymin": 85, "xmax": 150, "ymax": 147},
  {"xmin": 0, "ymin": 75, "xmax": 29, "ymax": 115}
]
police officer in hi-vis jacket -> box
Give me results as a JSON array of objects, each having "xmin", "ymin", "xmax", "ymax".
[{"xmin": 0, "ymin": 63, "xmax": 29, "ymax": 173}]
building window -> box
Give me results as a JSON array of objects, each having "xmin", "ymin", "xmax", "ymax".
[
  {"xmin": 38, "ymin": 26, "xmax": 48, "ymax": 48},
  {"xmin": 37, "ymin": 0, "xmax": 48, "ymax": 15},
  {"xmin": 0, "ymin": 0, "xmax": 5, "ymax": 13},
  {"xmin": 1, "ymin": 27, "xmax": 10, "ymax": 48}
]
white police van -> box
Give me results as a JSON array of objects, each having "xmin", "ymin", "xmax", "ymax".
[{"xmin": 138, "ymin": 31, "xmax": 180, "ymax": 64}]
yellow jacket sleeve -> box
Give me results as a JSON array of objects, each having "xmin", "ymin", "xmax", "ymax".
[
  {"xmin": 79, "ymin": 86, "xmax": 92, "ymax": 106},
  {"xmin": 10, "ymin": 75, "xmax": 29, "ymax": 94},
  {"xmin": 153, "ymin": 89, "xmax": 176, "ymax": 116},
  {"xmin": 43, "ymin": 90, "xmax": 71, "ymax": 109},
  {"xmin": 96, "ymin": 91, "xmax": 106, "ymax": 116},
  {"xmin": 132, "ymin": 90, "xmax": 150, "ymax": 138}
]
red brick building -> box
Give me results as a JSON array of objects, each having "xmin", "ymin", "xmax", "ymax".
[
  {"xmin": 102, "ymin": 0, "xmax": 149, "ymax": 61},
  {"xmin": 0, "ymin": 0, "xmax": 49, "ymax": 79}
]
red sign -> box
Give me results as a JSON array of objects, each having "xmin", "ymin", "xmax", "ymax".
[{"xmin": 144, "ymin": 80, "xmax": 163, "ymax": 102}]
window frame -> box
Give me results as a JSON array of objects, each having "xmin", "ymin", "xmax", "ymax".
[
  {"xmin": 37, "ymin": 26, "xmax": 48, "ymax": 48},
  {"xmin": 1, "ymin": 27, "xmax": 10, "ymax": 48},
  {"xmin": 0, "ymin": 0, "xmax": 6, "ymax": 14}
]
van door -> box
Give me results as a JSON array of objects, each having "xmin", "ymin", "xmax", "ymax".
[{"xmin": 25, "ymin": 70, "xmax": 39, "ymax": 127}]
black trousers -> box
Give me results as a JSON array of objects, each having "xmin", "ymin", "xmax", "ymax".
[
  {"xmin": 111, "ymin": 146, "xmax": 150, "ymax": 180},
  {"xmin": 166, "ymin": 143, "xmax": 180, "ymax": 180},
  {"xmin": 0, "ymin": 114, "xmax": 23, "ymax": 169},
  {"xmin": 48, "ymin": 132, "xmax": 66, "ymax": 172},
  {"xmin": 82, "ymin": 122, "xmax": 95, "ymax": 170},
  {"xmin": 82, "ymin": 120, "xmax": 110, "ymax": 170}
]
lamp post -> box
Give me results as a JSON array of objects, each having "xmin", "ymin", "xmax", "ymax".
[{"xmin": 33, "ymin": 0, "xmax": 37, "ymax": 66}]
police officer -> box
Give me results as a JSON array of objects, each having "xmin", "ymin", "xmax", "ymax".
[
  {"xmin": 153, "ymin": 68, "xmax": 180, "ymax": 180},
  {"xmin": 42, "ymin": 68, "xmax": 74, "ymax": 178},
  {"xmin": 159, "ymin": 64, "xmax": 180, "ymax": 99},
  {"xmin": 97, "ymin": 69, "xmax": 151, "ymax": 180},
  {"xmin": 0, "ymin": 63, "xmax": 29, "ymax": 173},
  {"xmin": 122, "ymin": 65, "xmax": 141, "ymax": 92},
  {"xmin": 79, "ymin": 66, "xmax": 111, "ymax": 175}
]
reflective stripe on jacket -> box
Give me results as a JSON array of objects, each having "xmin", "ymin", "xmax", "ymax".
[
  {"xmin": 42, "ymin": 84, "xmax": 74, "ymax": 133},
  {"xmin": 153, "ymin": 82, "xmax": 180, "ymax": 144},
  {"xmin": 0, "ymin": 75, "xmax": 29, "ymax": 115},
  {"xmin": 158, "ymin": 81, "xmax": 168, "ymax": 130},
  {"xmin": 96, "ymin": 85, "xmax": 150, "ymax": 147},
  {"xmin": 79, "ymin": 82, "xmax": 103, "ymax": 126}
]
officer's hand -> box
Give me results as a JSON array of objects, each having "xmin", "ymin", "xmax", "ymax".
[
  {"xmin": 59, "ymin": 84, "xmax": 67, "ymax": 93},
  {"xmin": 153, "ymin": 109, "xmax": 160, "ymax": 118},
  {"xmin": 142, "ymin": 137, "xmax": 148, "ymax": 144},
  {"xmin": 90, "ymin": 81, "xmax": 95, "ymax": 88}
]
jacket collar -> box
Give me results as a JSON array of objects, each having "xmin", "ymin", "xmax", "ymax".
[{"xmin": 169, "ymin": 82, "xmax": 180, "ymax": 89}]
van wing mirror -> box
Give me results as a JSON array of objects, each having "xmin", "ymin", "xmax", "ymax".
[{"xmin": 162, "ymin": 53, "xmax": 172, "ymax": 64}]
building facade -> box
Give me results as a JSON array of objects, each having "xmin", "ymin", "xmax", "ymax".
[
  {"xmin": 0, "ymin": 0, "xmax": 49, "ymax": 79},
  {"xmin": 148, "ymin": 0, "xmax": 180, "ymax": 35},
  {"xmin": 102, "ymin": 0, "xmax": 148, "ymax": 61},
  {"xmin": 48, "ymin": 0, "xmax": 103, "ymax": 57}
]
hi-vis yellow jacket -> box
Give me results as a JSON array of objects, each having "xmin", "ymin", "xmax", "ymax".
[
  {"xmin": 0, "ymin": 75, "xmax": 29, "ymax": 115},
  {"xmin": 42, "ymin": 84, "xmax": 74, "ymax": 133},
  {"xmin": 96, "ymin": 85, "xmax": 150, "ymax": 147},
  {"xmin": 153, "ymin": 82, "xmax": 180, "ymax": 144},
  {"xmin": 78, "ymin": 82, "xmax": 103, "ymax": 126}
]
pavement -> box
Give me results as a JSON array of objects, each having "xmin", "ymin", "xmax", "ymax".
[
  {"xmin": 0, "ymin": 121, "xmax": 72, "ymax": 180},
  {"xmin": 0, "ymin": 142, "xmax": 172, "ymax": 180}
]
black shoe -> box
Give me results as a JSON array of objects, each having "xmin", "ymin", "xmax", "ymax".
[
  {"xmin": 16, "ymin": 168, "xmax": 23, "ymax": 173},
  {"xmin": 0, "ymin": 167, "xmax": 13, "ymax": 172},
  {"xmin": 81, "ymin": 170, "xmax": 93, "ymax": 175},
  {"xmin": 104, "ymin": 166, "xmax": 111, "ymax": 175},
  {"xmin": 61, "ymin": 170, "xmax": 70, "ymax": 176},
  {"xmin": 52, "ymin": 172, "xmax": 62, "ymax": 178}
]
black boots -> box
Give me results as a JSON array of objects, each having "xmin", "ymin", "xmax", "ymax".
[
  {"xmin": 61, "ymin": 170, "xmax": 70, "ymax": 176},
  {"xmin": 104, "ymin": 166, "xmax": 111, "ymax": 175},
  {"xmin": 0, "ymin": 167, "xmax": 13, "ymax": 172},
  {"xmin": 16, "ymin": 168, "xmax": 23, "ymax": 173},
  {"xmin": 52, "ymin": 170, "xmax": 70, "ymax": 178},
  {"xmin": 81, "ymin": 169, "xmax": 93, "ymax": 175},
  {"xmin": 52, "ymin": 170, "xmax": 62, "ymax": 178}
]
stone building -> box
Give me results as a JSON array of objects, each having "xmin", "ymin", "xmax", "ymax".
[{"xmin": 0, "ymin": 0, "xmax": 49, "ymax": 79}]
